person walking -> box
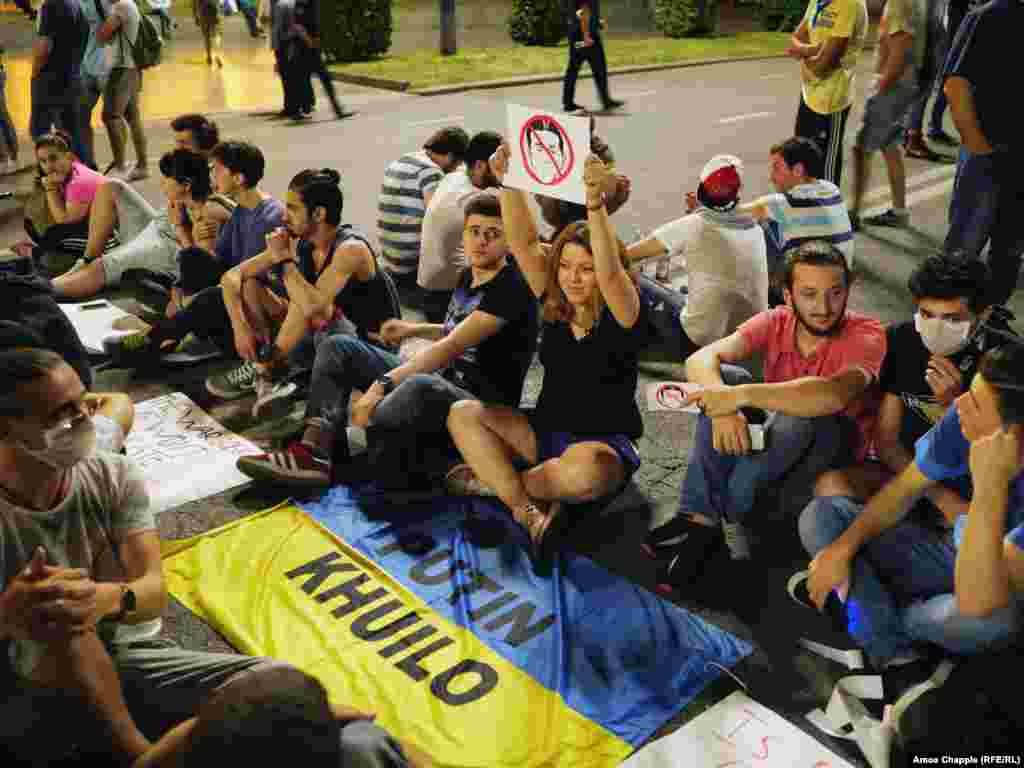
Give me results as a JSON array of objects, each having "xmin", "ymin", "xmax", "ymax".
[
  {"xmin": 193, "ymin": 0, "xmax": 223, "ymax": 67},
  {"xmin": 291, "ymin": 0, "xmax": 355, "ymax": 120},
  {"xmin": 96, "ymin": 0, "xmax": 149, "ymax": 181},
  {"xmin": 562, "ymin": 0, "xmax": 624, "ymax": 114}
]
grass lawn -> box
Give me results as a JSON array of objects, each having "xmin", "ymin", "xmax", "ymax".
[{"xmin": 330, "ymin": 31, "xmax": 789, "ymax": 90}]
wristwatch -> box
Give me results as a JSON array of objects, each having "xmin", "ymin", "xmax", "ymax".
[
  {"xmin": 110, "ymin": 584, "xmax": 136, "ymax": 622},
  {"xmin": 376, "ymin": 374, "xmax": 396, "ymax": 395}
]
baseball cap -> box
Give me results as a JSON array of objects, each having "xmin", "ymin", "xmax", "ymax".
[{"xmin": 698, "ymin": 155, "xmax": 743, "ymax": 210}]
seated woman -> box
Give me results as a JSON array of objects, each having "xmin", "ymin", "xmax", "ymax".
[
  {"xmin": 52, "ymin": 149, "xmax": 233, "ymax": 304},
  {"xmin": 445, "ymin": 147, "xmax": 648, "ymax": 575},
  {"xmin": 21, "ymin": 131, "xmax": 117, "ymax": 276}
]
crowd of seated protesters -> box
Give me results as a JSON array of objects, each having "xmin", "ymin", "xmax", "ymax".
[{"xmin": 2, "ymin": 106, "xmax": 1022, "ymax": 764}]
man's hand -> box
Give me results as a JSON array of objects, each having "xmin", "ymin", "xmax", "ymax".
[
  {"xmin": 1, "ymin": 548, "xmax": 99, "ymax": 643},
  {"xmin": 711, "ymin": 413, "xmax": 751, "ymax": 456},
  {"xmin": 193, "ymin": 219, "xmax": 219, "ymax": 243},
  {"xmin": 969, "ymin": 428, "xmax": 1021, "ymax": 497},
  {"xmin": 331, "ymin": 703, "xmax": 377, "ymax": 724},
  {"xmin": 267, "ymin": 227, "xmax": 295, "ymax": 263},
  {"xmin": 807, "ymin": 543, "xmax": 852, "ymax": 611},
  {"xmin": 583, "ymin": 154, "xmax": 610, "ymax": 204},
  {"xmin": 233, "ymin": 323, "xmax": 260, "ymax": 362},
  {"xmin": 489, "ymin": 144, "xmax": 510, "ymax": 185},
  {"xmin": 682, "ymin": 385, "xmax": 746, "ymax": 418},
  {"xmin": 43, "ymin": 172, "xmax": 62, "ymax": 192},
  {"xmin": 930, "ymin": 485, "xmax": 970, "ymax": 526},
  {"xmin": 350, "ymin": 385, "xmax": 386, "ymax": 429},
  {"xmin": 371, "ymin": 319, "xmax": 411, "ymax": 348},
  {"xmin": 925, "ymin": 355, "xmax": 963, "ymax": 408}
]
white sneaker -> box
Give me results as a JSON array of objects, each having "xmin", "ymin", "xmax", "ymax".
[
  {"xmin": 252, "ymin": 376, "xmax": 297, "ymax": 418},
  {"xmin": 126, "ymin": 164, "xmax": 150, "ymax": 182},
  {"xmin": 721, "ymin": 518, "xmax": 751, "ymax": 560}
]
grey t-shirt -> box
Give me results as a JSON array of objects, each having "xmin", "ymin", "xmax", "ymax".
[
  {"xmin": 0, "ymin": 453, "xmax": 156, "ymax": 680},
  {"xmin": 107, "ymin": 0, "xmax": 140, "ymax": 69}
]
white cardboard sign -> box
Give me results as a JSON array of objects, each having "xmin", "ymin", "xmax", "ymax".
[
  {"xmin": 59, "ymin": 300, "xmax": 139, "ymax": 354},
  {"xmin": 124, "ymin": 393, "xmax": 260, "ymax": 513},
  {"xmin": 646, "ymin": 382, "xmax": 703, "ymax": 413},
  {"xmin": 504, "ymin": 103, "xmax": 590, "ymax": 204},
  {"xmin": 620, "ymin": 691, "xmax": 856, "ymax": 768}
]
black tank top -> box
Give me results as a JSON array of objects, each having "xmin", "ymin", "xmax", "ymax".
[{"xmin": 296, "ymin": 225, "xmax": 399, "ymax": 336}]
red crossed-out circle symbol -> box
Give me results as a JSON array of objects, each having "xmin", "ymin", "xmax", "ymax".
[{"xmin": 519, "ymin": 114, "xmax": 575, "ymax": 186}]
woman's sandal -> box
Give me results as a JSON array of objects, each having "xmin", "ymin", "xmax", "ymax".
[{"xmin": 518, "ymin": 501, "xmax": 566, "ymax": 577}]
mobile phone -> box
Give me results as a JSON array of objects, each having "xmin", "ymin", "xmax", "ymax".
[{"xmin": 748, "ymin": 424, "xmax": 766, "ymax": 452}]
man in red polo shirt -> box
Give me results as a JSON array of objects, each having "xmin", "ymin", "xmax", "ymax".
[{"xmin": 645, "ymin": 240, "xmax": 885, "ymax": 588}]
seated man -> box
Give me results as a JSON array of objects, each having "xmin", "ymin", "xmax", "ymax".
[
  {"xmin": 0, "ymin": 321, "xmax": 134, "ymax": 454},
  {"xmin": 0, "ymin": 347, "xmax": 420, "ymax": 767},
  {"xmin": 626, "ymin": 155, "xmax": 768, "ymax": 362},
  {"xmin": 378, "ymin": 126, "xmax": 469, "ymax": 305},
  {"xmin": 741, "ymin": 137, "xmax": 854, "ymax": 300},
  {"xmin": 417, "ymin": 131, "xmax": 503, "ymax": 323},
  {"xmin": 814, "ymin": 254, "xmax": 1016, "ymax": 524},
  {"xmin": 135, "ymin": 664, "xmax": 428, "ymax": 767},
  {"xmin": 236, "ymin": 193, "xmax": 538, "ymax": 489},
  {"xmin": 51, "ymin": 114, "xmax": 224, "ymax": 301},
  {"xmin": 207, "ymin": 168, "xmax": 398, "ymax": 413},
  {"xmin": 798, "ymin": 343, "xmax": 1024, "ymax": 667},
  {"xmin": 647, "ymin": 241, "xmax": 885, "ymax": 583}
]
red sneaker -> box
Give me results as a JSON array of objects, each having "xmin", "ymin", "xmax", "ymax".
[{"xmin": 236, "ymin": 442, "xmax": 330, "ymax": 488}]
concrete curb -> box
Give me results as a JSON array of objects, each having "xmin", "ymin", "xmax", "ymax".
[{"xmin": 331, "ymin": 52, "xmax": 792, "ymax": 97}]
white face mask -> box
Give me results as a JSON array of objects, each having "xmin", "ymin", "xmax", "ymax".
[
  {"xmin": 915, "ymin": 311, "xmax": 973, "ymax": 357},
  {"xmin": 24, "ymin": 416, "xmax": 96, "ymax": 469}
]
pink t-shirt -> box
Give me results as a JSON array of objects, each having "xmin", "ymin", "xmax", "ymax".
[
  {"xmin": 738, "ymin": 306, "xmax": 886, "ymax": 460},
  {"xmin": 64, "ymin": 162, "xmax": 106, "ymax": 206}
]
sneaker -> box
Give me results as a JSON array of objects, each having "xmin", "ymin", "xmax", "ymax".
[
  {"xmin": 445, "ymin": 464, "xmax": 498, "ymax": 497},
  {"xmin": 849, "ymin": 212, "xmax": 862, "ymax": 232},
  {"xmin": 787, "ymin": 569, "xmax": 851, "ymax": 633},
  {"xmin": 236, "ymin": 442, "xmax": 330, "ymax": 488},
  {"xmin": 563, "ymin": 103, "xmax": 586, "ymax": 114},
  {"xmin": 103, "ymin": 331, "xmax": 158, "ymax": 365},
  {"xmin": 653, "ymin": 517, "xmax": 725, "ymax": 594},
  {"xmin": 252, "ymin": 375, "xmax": 298, "ymax": 418},
  {"xmin": 864, "ymin": 209, "xmax": 909, "ymax": 228},
  {"xmin": 926, "ymin": 129, "xmax": 959, "ymax": 147},
  {"xmin": 602, "ymin": 99, "xmax": 625, "ymax": 111},
  {"xmin": 205, "ymin": 361, "xmax": 259, "ymax": 400},
  {"xmin": 904, "ymin": 141, "xmax": 949, "ymax": 163},
  {"xmin": 721, "ymin": 517, "xmax": 750, "ymax": 560},
  {"xmin": 642, "ymin": 515, "xmax": 705, "ymax": 558},
  {"xmin": 125, "ymin": 165, "xmax": 150, "ymax": 182},
  {"xmin": 334, "ymin": 107, "xmax": 357, "ymax": 120}
]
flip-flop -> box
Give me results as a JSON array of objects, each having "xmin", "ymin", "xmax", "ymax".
[{"xmin": 524, "ymin": 501, "xmax": 566, "ymax": 577}]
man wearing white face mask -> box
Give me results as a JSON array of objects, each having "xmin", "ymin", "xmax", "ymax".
[{"xmin": 812, "ymin": 253, "xmax": 1017, "ymax": 527}]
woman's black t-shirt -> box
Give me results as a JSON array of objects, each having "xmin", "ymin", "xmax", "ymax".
[{"xmin": 533, "ymin": 301, "xmax": 649, "ymax": 439}]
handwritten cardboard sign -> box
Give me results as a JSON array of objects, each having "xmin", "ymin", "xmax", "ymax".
[
  {"xmin": 646, "ymin": 382, "xmax": 703, "ymax": 413},
  {"xmin": 504, "ymin": 103, "xmax": 590, "ymax": 204},
  {"xmin": 620, "ymin": 691, "xmax": 856, "ymax": 768},
  {"xmin": 124, "ymin": 393, "xmax": 259, "ymax": 513}
]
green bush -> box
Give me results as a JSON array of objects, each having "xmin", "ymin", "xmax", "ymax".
[
  {"xmin": 654, "ymin": 0, "xmax": 720, "ymax": 37},
  {"xmin": 508, "ymin": 0, "xmax": 566, "ymax": 46},
  {"xmin": 321, "ymin": 0, "xmax": 393, "ymax": 63},
  {"xmin": 761, "ymin": 0, "xmax": 805, "ymax": 30}
]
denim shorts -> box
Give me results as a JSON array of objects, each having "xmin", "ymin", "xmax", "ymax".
[{"xmin": 525, "ymin": 410, "xmax": 642, "ymax": 486}]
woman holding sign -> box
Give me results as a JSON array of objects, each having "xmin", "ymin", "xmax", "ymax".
[{"xmin": 445, "ymin": 145, "xmax": 648, "ymax": 576}]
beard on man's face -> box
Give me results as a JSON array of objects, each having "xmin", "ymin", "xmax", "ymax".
[{"xmin": 792, "ymin": 297, "xmax": 848, "ymax": 337}]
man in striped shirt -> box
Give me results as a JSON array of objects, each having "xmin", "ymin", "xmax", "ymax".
[
  {"xmin": 377, "ymin": 127, "xmax": 469, "ymax": 304},
  {"xmin": 744, "ymin": 137, "xmax": 854, "ymax": 303}
]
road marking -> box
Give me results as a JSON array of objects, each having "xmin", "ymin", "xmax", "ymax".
[
  {"xmin": 717, "ymin": 111, "xmax": 776, "ymax": 124},
  {"xmin": 862, "ymin": 178, "xmax": 954, "ymax": 218},
  {"xmin": 620, "ymin": 90, "xmax": 658, "ymax": 98},
  {"xmin": 405, "ymin": 115, "xmax": 465, "ymax": 127},
  {"xmin": 860, "ymin": 165, "xmax": 956, "ymax": 207}
]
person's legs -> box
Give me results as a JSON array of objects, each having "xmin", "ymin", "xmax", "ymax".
[
  {"xmin": 0, "ymin": 70, "xmax": 18, "ymax": 163},
  {"xmin": 589, "ymin": 38, "xmax": 613, "ymax": 107},
  {"xmin": 338, "ymin": 720, "xmax": 411, "ymax": 768},
  {"xmin": 814, "ymin": 461, "xmax": 892, "ymax": 501},
  {"xmin": 58, "ymin": 82, "xmax": 90, "ymax": 169},
  {"xmin": 984, "ymin": 150, "xmax": 1024, "ymax": 307},
  {"xmin": 123, "ymin": 76, "xmax": 148, "ymax": 175},
  {"xmin": 944, "ymin": 148, "xmax": 999, "ymax": 257},
  {"xmin": 562, "ymin": 44, "xmax": 585, "ymax": 110},
  {"xmin": 310, "ymin": 49, "xmax": 349, "ymax": 118},
  {"xmin": 882, "ymin": 144, "xmax": 907, "ymax": 212},
  {"xmin": 798, "ymin": 495, "xmax": 922, "ymax": 665},
  {"xmin": 102, "ymin": 69, "xmax": 134, "ymax": 173},
  {"xmin": 79, "ymin": 76, "xmax": 103, "ymax": 172},
  {"xmin": 823, "ymin": 107, "xmax": 850, "ymax": 186},
  {"xmin": 177, "ymin": 246, "xmax": 228, "ymax": 296},
  {"xmin": 635, "ymin": 273, "xmax": 699, "ymax": 362},
  {"xmin": 850, "ymin": 144, "xmax": 871, "ymax": 220}
]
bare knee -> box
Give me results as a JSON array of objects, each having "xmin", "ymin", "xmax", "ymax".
[
  {"xmin": 447, "ymin": 398, "xmax": 485, "ymax": 432},
  {"xmin": 552, "ymin": 450, "xmax": 624, "ymax": 502},
  {"xmin": 814, "ymin": 468, "xmax": 854, "ymax": 498}
]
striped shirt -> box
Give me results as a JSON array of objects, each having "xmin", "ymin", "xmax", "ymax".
[
  {"xmin": 754, "ymin": 179, "xmax": 855, "ymax": 267},
  {"xmin": 377, "ymin": 150, "xmax": 444, "ymax": 275}
]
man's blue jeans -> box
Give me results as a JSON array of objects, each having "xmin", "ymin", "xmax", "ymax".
[
  {"xmin": 678, "ymin": 366, "xmax": 850, "ymax": 525},
  {"xmin": 945, "ymin": 147, "xmax": 1024, "ymax": 307},
  {"xmin": 305, "ymin": 335, "xmax": 401, "ymax": 446},
  {"xmin": 635, "ymin": 273, "xmax": 698, "ymax": 361},
  {"xmin": 799, "ymin": 496, "xmax": 1022, "ymax": 666}
]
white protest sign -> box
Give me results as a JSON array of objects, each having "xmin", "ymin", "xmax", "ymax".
[
  {"xmin": 504, "ymin": 103, "xmax": 590, "ymax": 204},
  {"xmin": 124, "ymin": 393, "xmax": 260, "ymax": 513},
  {"xmin": 620, "ymin": 690, "xmax": 856, "ymax": 768},
  {"xmin": 59, "ymin": 300, "xmax": 141, "ymax": 354},
  {"xmin": 646, "ymin": 382, "xmax": 703, "ymax": 414}
]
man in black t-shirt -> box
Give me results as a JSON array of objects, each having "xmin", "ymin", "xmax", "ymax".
[
  {"xmin": 814, "ymin": 254, "xmax": 1017, "ymax": 522},
  {"xmin": 941, "ymin": 0, "xmax": 1024, "ymax": 307},
  {"xmin": 235, "ymin": 193, "xmax": 539, "ymax": 489},
  {"xmin": 30, "ymin": 0, "xmax": 89, "ymax": 163},
  {"xmin": 562, "ymin": 0, "xmax": 623, "ymax": 114}
]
